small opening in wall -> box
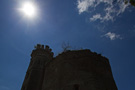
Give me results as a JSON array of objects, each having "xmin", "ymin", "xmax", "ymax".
[{"xmin": 74, "ymin": 84, "xmax": 79, "ymax": 90}]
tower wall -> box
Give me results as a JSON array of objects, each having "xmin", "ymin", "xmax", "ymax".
[
  {"xmin": 21, "ymin": 44, "xmax": 53, "ymax": 90},
  {"xmin": 21, "ymin": 45, "xmax": 117, "ymax": 90},
  {"xmin": 42, "ymin": 50, "xmax": 117, "ymax": 90}
]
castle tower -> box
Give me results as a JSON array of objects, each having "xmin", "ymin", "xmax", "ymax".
[
  {"xmin": 21, "ymin": 45, "xmax": 117, "ymax": 90},
  {"xmin": 42, "ymin": 50, "xmax": 117, "ymax": 90},
  {"xmin": 21, "ymin": 44, "xmax": 53, "ymax": 90}
]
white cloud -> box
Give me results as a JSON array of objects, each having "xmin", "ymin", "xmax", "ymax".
[
  {"xmin": 77, "ymin": 0, "xmax": 96, "ymax": 14},
  {"xmin": 117, "ymin": 1, "xmax": 130, "ymax": 15},
  {"xmin": 90, "ymin": 14, "xmax": 102, "ymax": 21},
  {"xmin": 77, "ymin": 0, "xmax": 113, "ymax": 14},
  {"xmin": 90, "ymin": 12, "xmax": 114, "ymax": 22},
  {"xmin": 104, "ymin": 32, "xmax": 122, "ymax": 40},
  {"xmin": 77, "ymin": 0, "xmax": 129, "ymax": 22}
]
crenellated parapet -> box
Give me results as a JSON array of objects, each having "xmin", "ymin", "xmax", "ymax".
[
  {"xmin": 21, "ymin": 44, "xmax": 54, "ymax": 90},
  {"xmin": 31, "ymin": 44, "xmax": 54, "ymax": 60}
]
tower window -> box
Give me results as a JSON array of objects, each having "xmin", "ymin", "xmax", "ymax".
[{"xmin": 74, "ymin": 84, "xmax": 79, "ymax": 90}]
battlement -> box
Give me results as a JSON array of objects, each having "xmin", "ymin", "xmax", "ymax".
[
  {"xmin": 34, "ymin": 44, "xmax": 52, "ymax": 52},
  {"xmin": 31, "ymin": 44, "xmax": 54, "ymax": 58}
]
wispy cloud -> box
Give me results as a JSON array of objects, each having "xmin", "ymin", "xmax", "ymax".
[
  {"xmin": 90, "ymin": 13, "xmax": 114, "ymax": 22},
  {"xmin": 104, "ymin": 32, "xmax": 122, "ymax": 40},
  {"xmin": 77, "ymin": 0, "xmax": 96, "ymax": 14},
  {"xmin": 90, "ymin": 14, "xmax": 102, "ymax": 21},
  {"xmin": 77, "ymin": 0, "xmax": 130, "ymax": 22}
]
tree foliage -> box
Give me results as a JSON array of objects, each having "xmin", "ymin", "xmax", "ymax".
[
  {"xmin": 130, "ymin": 0, "xmax": 135, "ymax": 6},
  {"xmin": 123, "ymin": 0, "xmax": 135, "ymax": 6}
]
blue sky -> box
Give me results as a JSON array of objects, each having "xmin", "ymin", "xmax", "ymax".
[{"xmin": 0, "ymin": 0, "xmax": 135, "ymax": 90}]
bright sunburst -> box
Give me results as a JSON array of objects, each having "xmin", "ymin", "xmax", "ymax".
[{"xmin": 19, "ymin": 1, "xmax": 37, "ymax": 18}]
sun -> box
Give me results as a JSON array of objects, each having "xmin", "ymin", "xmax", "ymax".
[{"xmin": 20, "ymin": 2, "xmax": 37, "ymax": 18}]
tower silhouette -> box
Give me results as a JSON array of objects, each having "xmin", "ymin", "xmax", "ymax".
[
  {"xmin": 21, "ymin": 44, "xmax": 117, "ymax": 90},
  {"xmin": 21, "ymin": 44, "xmax": 53, "ymax": 90}
]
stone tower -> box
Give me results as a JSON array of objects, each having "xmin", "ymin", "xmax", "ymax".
[
  {"xmin": 21, "ymin": 44, "xmax": 117, "ymax": 90},
  {"xmin": 21, "ymin": 44, "xmax": 53, "ymax": 90},
  {"xmin": 42, "ymin": 50, "xmax": 117, "ymax": 90}
]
